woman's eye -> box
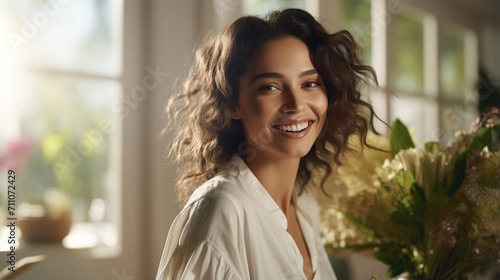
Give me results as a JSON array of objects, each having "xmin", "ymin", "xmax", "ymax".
[
  {"xmin": 303, "ymin": 81, "xmax": 320, "ymax": 88},
  {"xmin": 258, "ymin": 85, "xmax": 279, "ymax": 92}
]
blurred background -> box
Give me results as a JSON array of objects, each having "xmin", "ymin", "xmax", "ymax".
[{"xmin": 0, "ymin": 0, "xmax": 498, "ymax": 279}]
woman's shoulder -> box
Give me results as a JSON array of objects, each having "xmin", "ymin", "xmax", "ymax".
[
  {"xmin": 184, "ymin": 176, "xmax": 229, "ymax": 206},
  {"xmin": 181, "ymin": 173, "xmax": 251, "ymax": 224},
  {"xmin": 170, "ymin": 174, "xmax": 251, "ymax": 248},
  {"xmin": 183, "ymin": 156, "xmax": 253, "ymax": 211},
  {"xmin": 185, "ymin": 174, "xmax": 243, "ymax": 206}
]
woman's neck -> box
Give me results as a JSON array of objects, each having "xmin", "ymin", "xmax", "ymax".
[{"xmin": 243, "ymin": 153, "xmax": 300, "ymax": 215}]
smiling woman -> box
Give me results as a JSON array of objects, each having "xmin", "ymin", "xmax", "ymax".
[{"xmin": 156, "ymin": 8, "xmax": 380, "ymax": 280}]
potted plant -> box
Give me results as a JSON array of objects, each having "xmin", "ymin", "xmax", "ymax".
[{"xmin": 18, "ymin": 188, "xmax": 72, "ymax": 243}]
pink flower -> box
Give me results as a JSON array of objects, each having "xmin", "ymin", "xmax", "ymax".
[{"xmin": 0, "ymin": 137, "xmax": 35, "ymax": 170}]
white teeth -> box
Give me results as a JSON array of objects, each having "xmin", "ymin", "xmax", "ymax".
[{"xmin": 275, "ymin": 121, "xmax": 310, "ymax": 132}]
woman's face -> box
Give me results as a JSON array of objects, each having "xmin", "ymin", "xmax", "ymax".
[{"xmin": 233, "ymin": 36, "xmax": 328, "ymax": 161}]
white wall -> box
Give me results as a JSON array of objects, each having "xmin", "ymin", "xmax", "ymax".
[{"xmin": 144, "ymin": 0, "xmax": 199, "ymax": 279}]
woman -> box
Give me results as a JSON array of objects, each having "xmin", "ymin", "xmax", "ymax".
[{"xmin": 156, "ymin": 8, "xmax": 379, "ymax": 280}]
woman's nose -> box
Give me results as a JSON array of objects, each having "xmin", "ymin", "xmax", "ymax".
[{"xmin": 281, "ymin": 87, "xmax": 305, "ymax": 113}]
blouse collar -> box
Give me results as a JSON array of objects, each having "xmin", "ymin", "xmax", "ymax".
[{"xmin": 227, "ymin": 155, "xmax": 289, "ymax": 230}]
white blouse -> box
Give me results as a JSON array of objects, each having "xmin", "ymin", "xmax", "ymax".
[{"xmin": 155, "ymin": 155, "xmax": 337, "ymax": 280}]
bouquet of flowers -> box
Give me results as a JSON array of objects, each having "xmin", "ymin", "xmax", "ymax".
[{"xmin": 318, "ymin": 108, "xmax": 500, "ymax": 279}]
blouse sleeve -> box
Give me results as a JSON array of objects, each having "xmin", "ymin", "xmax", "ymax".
[{"xmin": 156, "ymin": 240, "xmax": 242, "ymax": 280}]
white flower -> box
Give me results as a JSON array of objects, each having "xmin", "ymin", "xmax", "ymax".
[{"xmin": 388, "ymin": 147, "xmax": 453, "ymax": 200}]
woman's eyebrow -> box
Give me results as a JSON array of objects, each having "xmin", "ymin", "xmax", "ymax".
[
  {"xmin": 250, "ymin": 69, "xmax": 318, "ymax": 83},
  {"xmin": 299, "ymin": 69, "xmax": 318, "ymax": 77},
  {"xmin": 251, "ymin": 72, "xmax": 283, "ymax": 83}
]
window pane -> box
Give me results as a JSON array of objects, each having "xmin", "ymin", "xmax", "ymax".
[
  {"xmin": 0, "ymin": 0, "xmax": 120, "ymax": 76},
  {"xmin": 0, "ymin": 71, "xmax": 120, "ymax": 247},
  {"xmin": 389, "ymin": 10, "xmax": 424, "ymax": 94},
  {"xmin": 338, "ymin": 0, "xmax": 371, "ymax": 64},
  {"xmin": 390, "ymin": 96, "xmax": 427, "ymax": 145},
  {"xmin": 242, "ymin": 0, "xmax": 305, "ymax": 16},
  {"xmin": 440, "ymin": 102, "xmax": 477, "ymax": 144},
  {"xmin": 440, "ymin": 24, "xmax": 466, "ymax": 100},
  {"xmin": 390, "ymin": 95, "xmax": 440, "ymax": 145}
]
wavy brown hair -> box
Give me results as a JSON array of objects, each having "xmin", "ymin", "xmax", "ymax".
[{"xmin": 166, "ymin": 8, "xmax": 381, "ymax": 203}]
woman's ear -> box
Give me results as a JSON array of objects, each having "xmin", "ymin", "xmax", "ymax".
[{"xmin": 228, "ymin": 106, "xmax": 241, "ymax": 119}]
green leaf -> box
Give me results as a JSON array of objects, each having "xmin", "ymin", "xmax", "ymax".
[
  {"xmin": 445, "ymin": 151, "xmax": 467, "ymax": 196},
  {"xmin": 395, "ymin": 170, "xmax": 416, "ymax": 193},
  {"xmin": 391, "ymin": 206, "xmax": 412, "ymax": 226},
  {"xmin": 409, "ymin": 183, "xmax": 426, "ymax": 245},
  {"xmin": 373, "ymin": 243, "xmax": 413, "ymax": 277},
  {"xmin": 389, "ymin": 119, "xmax": 415, "ymax": 157},
  {"xmin": 410, "ymin": 183, "xmax": 426, "ymax": 221},
  {"xmin": 470, "ymin": 127, "xmax": 492, "ymax": 151},
  {"xmin": 342, "ymin": 214, "xmax": 375, "ymax": 237},
  {"xmin": 387, "ymin": 263, "xmax": 407, "ymax": 278}
]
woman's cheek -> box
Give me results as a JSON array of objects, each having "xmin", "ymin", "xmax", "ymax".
[{"xmin": 310, "ymin": 91, "xmax": 328, "ymax": 116}]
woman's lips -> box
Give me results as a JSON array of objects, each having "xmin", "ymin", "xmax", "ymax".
[{"xmin": 271, "ymin": 120, "xmax": 314, "ymax": 138}]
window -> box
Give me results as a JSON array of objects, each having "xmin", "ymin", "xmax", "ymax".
[
  {"xmin": 390, "ymin": 10, "xmax": 425, "ymax": 95},
  {"xmin": 0, "ymin": 0, "xmax": 121, "ymax": 249},
  {"xmin": 439, "ymin": 23, "xmax": 477, "ymax": 142},
  {"xmin": 338, "ymin": 0, "xmax": 372, "ymax": 64},
  {"xmin": 386, "ymin": 7, "xmax": 478, "ymax": 144},
  {"xmin": 388, "ymin": 8, "xmax": 430, "ymax": 143}
]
